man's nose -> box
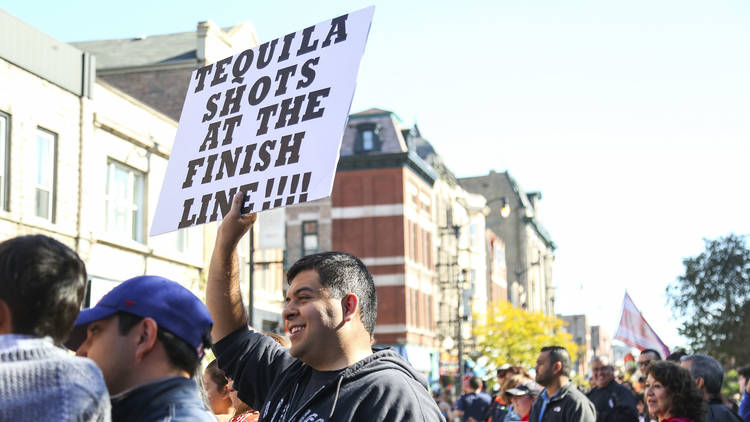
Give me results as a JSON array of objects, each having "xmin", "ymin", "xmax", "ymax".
[
  {"xmin": 75, "ymin": 340, "xmax": 89, "ymax": 357},
  {"xmin": 282, "ymin": 303, "xmax": 297, "ymax": 319}
]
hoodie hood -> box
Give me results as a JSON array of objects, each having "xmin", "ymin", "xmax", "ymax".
[{"xmin": 338, "ymin": 347, "xmax": 430, "ymax": 387}]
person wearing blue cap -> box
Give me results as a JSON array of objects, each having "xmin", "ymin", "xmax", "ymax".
[
  {"xmin": 0, "ymin": 234, "xmax": 111, "ymax": 421},
  {"xmin": 206, "ymin": 192, "xmax": 444, "ymax": 421},
  {"xmin": 72, "ymin": 275, "xmax": 216, "ymax": 421}
]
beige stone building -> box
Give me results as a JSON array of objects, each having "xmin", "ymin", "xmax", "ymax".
[
  {"xmin": 460, "ymin": 170, "xmax": 556, "ymax": 315},
  {"xmin": 69, "ymin": 16, "xmax": 286, "ymax": 330},
  {"xmin": 0, "ymin": 10, "xmax": 205, "ymax": 302}
]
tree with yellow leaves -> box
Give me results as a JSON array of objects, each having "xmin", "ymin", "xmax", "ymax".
[{"xmin": 473, "ymin": 301, "xmax": 578, "ymax": 370}]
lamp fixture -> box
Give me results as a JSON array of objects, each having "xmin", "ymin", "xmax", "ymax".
[{"xmin": 499, "ymin": 197, "xmax": 511, "ymax": 218}]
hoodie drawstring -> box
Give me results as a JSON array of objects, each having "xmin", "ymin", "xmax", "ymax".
[{"xmin": 328, "ymin": 375, "xmax": 344, "ymax": 419}]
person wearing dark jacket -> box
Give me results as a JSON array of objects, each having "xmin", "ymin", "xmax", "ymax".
[
  {"xmin": 72, "ymin": 276, "xmax": 215, "ymax": 422},
  {"xmin": 681, "ymin": 355, "xmax": 742, "ymax": 422},
  {"xmin": 530, "ymin": 346, "xmax": 596, "ymax": 422},
  {"xmin": 587, "ymin": 356, "xmax": 638, "ymax": 415},
  {"xmin": 208, "ymin": 192, "xmax": 444, "ymax": 421},
  {"xmin": 110, "ymin": 376, "xmax": 212, "ymax": 421}
]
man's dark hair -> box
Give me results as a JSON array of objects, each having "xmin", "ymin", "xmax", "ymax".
[
  {"xmin": 287, "ymin": 251, "xmax": 377, "ymax": 335},
  {"xmin": 640, "ymin": 349, "xmax": 662, "ymax": 360},
  {"xmin": 647, "ymin": 361, "xmax": 706, "ymax": 422},
  {"xmin": 542, "ymin": 346, "xmax": 572, "ymax": 377},
  {"xmin": 0, "ymin": 234, "xmax": 87, "ymax": 343},
  {"xmin": 681, "ymin": 354, "xmax": 724, "ymax": 397},
  {"xmin": 666, "ymin": 349, "xmax": 687, "ymax": 362},
  {"xmin": 468, "ymin": 376, "xmax": 482, "ymax": 390},
  {"xmin": 737, "ymin": 365, "xmax": 750, "ymax": 380},
  {"xmin": 117, "ymin": 312, "xmax": 211, "ymax": 377}
]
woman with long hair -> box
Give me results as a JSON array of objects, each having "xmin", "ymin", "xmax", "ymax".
[{"xmin": 645, "ymin": 361, "xmax": 706, "ymax": 422}]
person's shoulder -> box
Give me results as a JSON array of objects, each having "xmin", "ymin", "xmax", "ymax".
[
  {"xmin": 345, "ymin": 357, "xmax": 442, "ymax": 418},
  {"xmin": 565, "ymin": 384, "xmax": 593, "ymax": 402},
  {"xmin": 612, "ymin": 382, "xmax": 632, "ymax": 393},
  {"xmin": 586, "ymin": 386, "xmax": 602, "ymax": 396},
  {"xmin": 47, "ymin": 352, "xmax": 108, "ymax": 396},
  {"xmin": 138, "ymin": 378, "xmax": 215, "ymax": 421}
]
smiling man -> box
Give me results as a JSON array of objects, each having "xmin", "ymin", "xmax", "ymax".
[
  {"xmin": 586, "ymin": 356, "xmax": 637, "ymax": 415},
  {"xmin": 207, "ymin": 192, "xmax": 443, "ymax": 421}
]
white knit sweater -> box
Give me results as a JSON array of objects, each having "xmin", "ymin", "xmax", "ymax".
[{"xmin": 0, "ymin": 336, "xmax": 111, "ymax": 421}]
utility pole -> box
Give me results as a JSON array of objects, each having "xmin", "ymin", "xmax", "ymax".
[
  {"xmin": 248, "ymin": 226, "xmax": 254, "ymax": 327},
  {"xmin": 457, "ymin": 279, "xmax": 464, "ymax": 397}
]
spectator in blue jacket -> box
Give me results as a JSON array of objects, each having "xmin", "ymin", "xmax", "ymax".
[{"xmin": 455, "ymin": 376, "xmax": 492, "ymax": 422}]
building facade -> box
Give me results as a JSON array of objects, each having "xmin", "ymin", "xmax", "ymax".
[
  {"xmin": 590, "ymin": 325, "xmax": 614, "ymax": 362},
  {"xmin": 0, "ymin": 10, "xmax": 205, "ymax": 302},
  {"xmin": 560, "ymin": 314, "xmax": 592, "ymax": 377},
  {"xmin": 71, "ymin": 19, "xmax": 287, "ymax": 330},
  {"xmin": 459, "ymin": 170, "xmax": 556, "ymax": 315}
]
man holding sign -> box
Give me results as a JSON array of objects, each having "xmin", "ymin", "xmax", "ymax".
[{"xmin": 208, "ymin": 192, "xmax": 444, "ymax": 421}]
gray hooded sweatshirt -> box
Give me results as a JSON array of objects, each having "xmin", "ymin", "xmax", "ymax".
[{"xmin": 214, "ymin": 328, "xmax": 445, "ymax": 422}]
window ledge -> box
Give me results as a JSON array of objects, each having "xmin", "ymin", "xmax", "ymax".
[{"xmin": 94, "ymin": 231, "xmax": 151, "ymax": 254}]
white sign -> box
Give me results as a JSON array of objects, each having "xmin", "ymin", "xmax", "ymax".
[{"xmin": 151, "ymin": 7, "xmax": 374, "ymax": 236}]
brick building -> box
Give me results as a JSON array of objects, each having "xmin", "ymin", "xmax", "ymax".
[{"xmin": 285, "ymin": 108, "xmax": 509, "ymax": 384}]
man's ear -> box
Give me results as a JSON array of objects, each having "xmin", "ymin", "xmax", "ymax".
[
  {"xmin": 134, "ymin": 317, "xmax": 159, "ymax": 360},
  {"xmin": 341, "ymin": 293, "xmax": 359, "ymax": 322},
  {"xmin": 695, "ymin": 377, "xmax": 705, "ymax": 391},
  {"xmin": 0, "ymin": 299, "xmax": 12, "ymax": 335},
  {"xmin": 553, "ymin": 361, "xmax": 563, "ymax": 375}
]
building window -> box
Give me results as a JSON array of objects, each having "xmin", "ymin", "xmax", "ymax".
[
  {"xmin": 0, "ymin": 112, "xmax": 9, "ymax": 211},
  {"xmin": 175, "ymin": 229, "xmax": 188, "ymax": 253},
  {"xmin": 35, "ymin": 128, "xmax": 57, "ymax": 221},
  {"xmin": 354, "ymin": 123, "xmax": 380, "ymax": 153},
  {"xmin": 301, "ymin": 220, "xmax": 319, "ymax": 256},
  {"xmin": 106, "ymin": 160, "xmax": 145, "ymax": 242}
]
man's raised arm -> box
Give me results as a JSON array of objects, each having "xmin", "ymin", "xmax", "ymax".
[{"xmin": 207, "ymin": 191, "xmax": 257, "ymax": 342}]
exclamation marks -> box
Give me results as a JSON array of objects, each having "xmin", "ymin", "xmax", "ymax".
[
  {"xmin": 287, "ymin": 174, "xmax": 300, "ymax": 206},
  {"xmin": 274, "ymin": 176, "xmax": 288, "ymax": 208},
  {"xmin": 298, "ymin": 172, "xmax": 311, "ymax": 203},
  {"xmin": 262, "ymin": 178, "xmax": 275, "ymax": 210},
  {"xmin": 261, "ymin": 172, "xmax": 312, "ymax": 210}
]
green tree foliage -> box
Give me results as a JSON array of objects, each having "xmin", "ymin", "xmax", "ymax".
[
  {"xmin": 473, "ymin": 301, "xmax": 578, "ymax": 370},
  {"xmin": 667, "ymin": 234, "xmax": 750, "ymax": 364}
]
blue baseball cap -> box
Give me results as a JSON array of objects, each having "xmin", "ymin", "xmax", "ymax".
[{"xmin": 74, "ymin": 275, "xmax": 213, "ymax": 359}]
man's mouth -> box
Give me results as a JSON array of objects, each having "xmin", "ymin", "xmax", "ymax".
[{"xmin": 289, "ymin": 325, "xmax": 305, "ymax": 336}]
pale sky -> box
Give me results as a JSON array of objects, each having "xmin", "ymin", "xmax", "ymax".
[{"xmin": 5, "ymin": 0, "xmax": 750, "ymax": 349}]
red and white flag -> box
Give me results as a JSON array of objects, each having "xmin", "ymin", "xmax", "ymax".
[{"xmin": 614, "ymin": 292, "xmax": 670, "ymax": 358}]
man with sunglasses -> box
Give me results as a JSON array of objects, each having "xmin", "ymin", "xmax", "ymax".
[{"xmin": 637, "ymin": 349, "xmax": 662, "ymax": 376}]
